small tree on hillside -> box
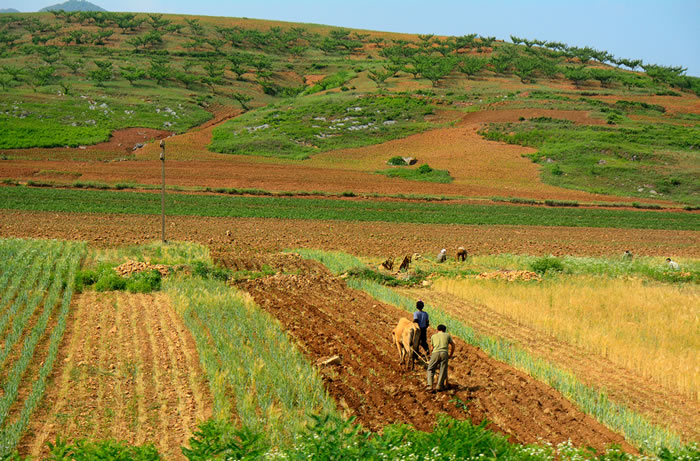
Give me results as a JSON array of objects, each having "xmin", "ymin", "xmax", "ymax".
[
  {"xmin": 458, "ymin": 56, "xmax": 486, "ymax": 78},
  {"xmin": 148, "ymin": 58, "xmax": 171, "ymax": 85},
  {"xmin": 32, "ymin": 65, "xmax": 57, "ymax": 88},
  {"xmin": 564, "ymin": 66, "xmax": 590, "ymax": 87},
  {"xmin": 148, "ymin": 14, "xmax": 171, "ymax": 31},
  {"xmin": 454, "ymin": 33, "xmax": 477, "ymax": 50},
  {"xmin": 513, "ymin": 56, "xmax": 538, "ymax": 83},
  {"xmin": 64, "ymin": 58, "xmax": 83, "ymax": 75},
  {"xmin": 37, "ymin": 46, "xmax": 61, "ymax": 65},
  {"xmin": 368, "ymin": 67, "xmax": 394, "ymax": 88},
  {"xmin": 203, "ymin": 59, "xmax": 225, "ymax": 91},
  {"xmin": 413, "ymin": 55, "xmax": 456, "ymax": 87},
  {"xmin": 228, "ymin": 52, "xmax": 250, "ymax": 80},
  {"xmin": 89, "ymin": 60, "xmax": 113, "ymax": 87},
  {"xmin": 642, "ymin": 63, "xmax": 687, "ymax": 84},
  {"xmin": 0, "ymin": 74, "xmax": 13, "ymax": 91},
  {"xmin": 175, "ymin": 71, "xmax": 199, "ymax": 89},
  {"xmin": 120, "ymin": 65, "xmax": 146, "ymax": 85},
  {"xmin": 590, "ymin": 68, "xmax": 618, "ymax": 88},
  {"xmin": 232, "ymin": 92, "xmax": 252, "ymax": 111}
]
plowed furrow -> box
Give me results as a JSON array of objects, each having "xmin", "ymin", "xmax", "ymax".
[
  {"xmin": 148, "ymin": 293, "xmax": 189, "ymax": 457},
  {"xmin": 235, "ymin": 258, "xmax": 635, "ymax": 453},
  {"xmin": 130, "ymin": 293, "xmax": 154, "ymax": 445}
]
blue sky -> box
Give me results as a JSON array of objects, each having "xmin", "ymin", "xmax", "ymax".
[{"xmin": 8, "ymin": 0, "xmax": 700, "ymax": 76}]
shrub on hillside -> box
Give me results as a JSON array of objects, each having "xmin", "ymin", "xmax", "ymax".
[{"xmin": 387, "ymin": 156, "xmax": 408, "ymax": 166}]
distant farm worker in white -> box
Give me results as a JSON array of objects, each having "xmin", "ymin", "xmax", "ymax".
[
  {"xmin": 622, "ymin": 250, "xmax": 633, "ymax": 260},
  {"xmin": 666, "ymin": 258, "xmax": 680, "ymax": 270},
  {"xmin": 436, "ymin": 248, "xmax": 447, "ymax": 263},
  {"xmin": 426, "ymin": 324, "xmax": 455, "ymax": 393},
  {"xmin": 413, "ymin": 300, "xmax": 430, "ymax": 357}
]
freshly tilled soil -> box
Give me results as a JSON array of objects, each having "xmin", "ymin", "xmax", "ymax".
[{"xmin": 228, "ymin": 254, "xmax": 635, "ymax": 453}]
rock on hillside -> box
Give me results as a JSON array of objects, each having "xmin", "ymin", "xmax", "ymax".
[{"xmin": 39, "ymin": 0, "xmax": 106, "ymax": 12}]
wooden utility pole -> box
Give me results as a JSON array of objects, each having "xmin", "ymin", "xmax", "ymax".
[{"xmin": 160, "ymin": 140, "xmax": 166, "ymax": 243}]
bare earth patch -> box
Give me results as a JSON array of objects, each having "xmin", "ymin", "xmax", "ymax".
[{"xmin": 0, "ymin": 107, "xmax": 657, "ymax": 204}]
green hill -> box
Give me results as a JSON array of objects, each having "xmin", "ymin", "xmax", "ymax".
[{"xmin": 0, "ymin": 12, "xmax": 697, "ymax": 205}]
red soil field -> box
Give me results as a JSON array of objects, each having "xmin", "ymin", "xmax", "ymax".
[{"xmin": 1, "ymin": 210, "xmax": 698, "ymax": 259}]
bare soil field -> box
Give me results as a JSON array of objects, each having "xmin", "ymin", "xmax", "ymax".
[
  {"xmin": 1, "ymin": 210, "xmax": 698, "ymax": 258},
  {"xmin": 398, "ymin": 289, "xmax": 700, "ymax": 443},
  {"xmin": 19, "ymin": 291, "xmax": 213, "ymax": 460},
  {"xmin": 225, "ymin": 253, "xmax": 634, "ymax": 452}
]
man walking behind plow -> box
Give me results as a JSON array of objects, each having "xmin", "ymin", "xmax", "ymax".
[{"xmin": 426, "ymin": 324, "xmax": 455, "ymax": 393}]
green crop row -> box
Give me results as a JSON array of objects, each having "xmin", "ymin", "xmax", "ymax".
[
  {"xmin": 1, "ymin": 185, "xmax": 698, "ymax": 231},
  {"xmin": 295, "ymin": 249, "xmax": 687, "ymax": 453},
  {"xmin": 0, "ymin": 239, "xmax": 86, "ymax": 457},
  {"xmin": 165, "ymin": 276, "xmax": 337, "ymax": 447}
]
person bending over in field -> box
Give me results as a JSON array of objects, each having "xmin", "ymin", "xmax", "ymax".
[
  {"xmin": 436, "ymin": 248, "xmax": 447, "ymax": 263},
  {"xmin": 426, "ymin": 324, "xmax": 455, "ymax": 393},
  {"xmin": 666, "ymin": 258, "xmax": 680, "ymax": 270},
  {"xmin": 413, "ymin": 300, "xmax": 430, "ymax": 358}
]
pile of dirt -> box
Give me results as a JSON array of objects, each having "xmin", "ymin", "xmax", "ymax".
[
  {"xmin": 476, "ymin": 270, "xmax": 541, "ymax": 281},
  {"xmin": 115, "ymin": 260, "xmax": 170, "ymax": 277}
]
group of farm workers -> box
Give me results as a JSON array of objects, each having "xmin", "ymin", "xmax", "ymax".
[{"xmin": 413, "ymin": 300, "xmax": 455, "ymax": 393}]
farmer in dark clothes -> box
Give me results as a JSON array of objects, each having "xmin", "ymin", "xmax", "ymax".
[{"xmin": 413, "ymin": 300, "xmax": 430, "ymax": 358}]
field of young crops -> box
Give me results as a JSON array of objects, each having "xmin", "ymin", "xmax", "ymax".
[
  {"xmin": 0, "ymin": 238, "xmax": 85, "ymax": 457},
  {"xmin": 1, "ymin": 185, "xmax": 698, "ymax": 231}
]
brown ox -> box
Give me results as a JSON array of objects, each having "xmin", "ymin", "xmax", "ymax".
[{"xmin": 392, "ymin": 317, "xmax": 421, "ymax": 370}]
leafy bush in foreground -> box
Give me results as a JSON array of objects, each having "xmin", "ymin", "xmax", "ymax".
[{"xmin": 27, "ymin": 416, "xmax": 699, "ymax": 460}]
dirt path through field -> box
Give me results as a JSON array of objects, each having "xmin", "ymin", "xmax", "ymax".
[
  {"xmin": 227, "ymin": 254, "xmax": 634, "ymax": 452},
  {"xmin": 19, "ymin": 291, "xmax": 213, "ymax": 459},
  {"xmin": 133, "ymin": 104, "xmax": 242, "ymax": 160},
  {"xmin": 399, "ymin": 288, "xmax": 700, "ymax": 442}
]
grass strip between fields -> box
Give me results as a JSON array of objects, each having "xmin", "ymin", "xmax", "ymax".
[
  {"xmin": 1, "ymin": 186, "xmax": 699, "ymax": 231},
  {"xmin": 293, "ymin": 249, "xmax": 685, "ymax": 454}
]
